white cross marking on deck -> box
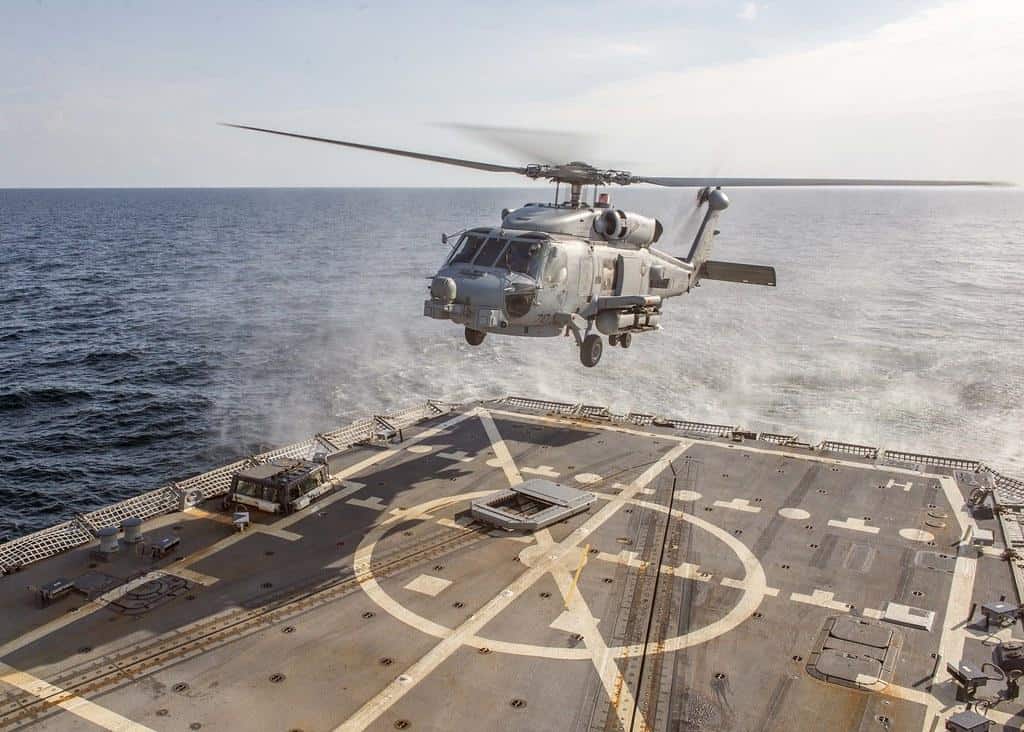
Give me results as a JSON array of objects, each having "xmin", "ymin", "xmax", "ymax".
[
  {"xmin": 827, "ymin": 517, "xmax": 879, "ymax": 534},
  {"xmin": 437, "ymin": 450, "xmax": 473, "ymax": 462},
  {"xmin": 521, "ymin": 465, "xmax": 560, "ymax": 478},
  {"xmin": 479, "ymin": 406, "xmax": 1005, "ymax": 732},
  {"xmin": 336, "ymin": 436, "xmax": 691, "ymax": 732},
  {"xmin": 791, "ymin": 589, "xmax": 852, "ymax": 612},
  {"xmin": 0, "ymin": 663, "xmax": 156, "ymax": 732},
  {"xmin": 713, "ymin": 498, "xmax": 761, "ymax": 513},
  {"xmin": 885, "ymin": 478, "xmax": 913, "ymax": 492},
  {"xmin": 347, "ymin": 496, "xmax": 387, "ymax": 511},
  {"xmin": 542, "ymin": 536, "xmax": 648, "ymax": 732}
]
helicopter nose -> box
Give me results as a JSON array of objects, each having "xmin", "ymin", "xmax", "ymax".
[{"xmin": 430, "ymin": 276, "xmax": 457, "ymax": 303}]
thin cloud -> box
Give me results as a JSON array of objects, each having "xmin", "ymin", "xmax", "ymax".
[{"xmin": 737, "ymin": 2, "xmax": 758, "ymax": 22}]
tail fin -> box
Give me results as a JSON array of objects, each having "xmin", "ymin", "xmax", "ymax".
[
  {"xmin": 681, "ymin": 187, "xmax": 729, "ymax": 268},
  {"xmin": 679, "ymin": 187, "xmax": 776, "ymax": 288}
]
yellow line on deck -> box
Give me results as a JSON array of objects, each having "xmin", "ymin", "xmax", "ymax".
[{"xmin": 565, "ymin": 544, "xmax": 590, "ymax": 610}]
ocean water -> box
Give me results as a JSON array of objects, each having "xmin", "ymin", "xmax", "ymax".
[{"xmin": 1, "ymin": 187, "xmax": 1022, "ymax": 539}]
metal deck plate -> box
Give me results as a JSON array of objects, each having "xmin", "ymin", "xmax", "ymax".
[{"xmin": 0, "ymin": 398, "xmax": 1022, "ymax": 731}]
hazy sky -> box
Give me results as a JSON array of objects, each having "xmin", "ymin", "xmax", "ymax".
[{"xmin": 2, "ymin": 0, "xmax": 1021, "ymax": 187}]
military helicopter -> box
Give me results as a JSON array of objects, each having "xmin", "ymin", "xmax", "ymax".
[{"xmin": 225, "ymin": 123, "xmax": 1001, "ymax": 366}]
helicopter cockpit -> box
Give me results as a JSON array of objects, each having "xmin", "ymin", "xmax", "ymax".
[{"xmin": 446, "ymin": 230, "xmax": 550, "ymax": 280}]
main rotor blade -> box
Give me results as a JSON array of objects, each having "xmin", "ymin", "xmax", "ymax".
[
  {"xmin": 634, "ymin": 176, "xmax": 1010, "ymax": 187},
  {"xmin": 222, "ymin": 123, "xmax": 529, "ymax": 175},
  {"xmin": 442, "ymin": 123, "xmax": 596, "ymax": 167}
]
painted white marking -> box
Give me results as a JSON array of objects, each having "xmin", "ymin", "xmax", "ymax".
[
  {"xmin": 404, "ymin": 574, "xmax": 452, "ymax": 597},
  {"xmin": 595, "ymin": 550, "xmax": 645, "ymax": 569},
  {"xmin": 791, "ymin": 589, "xmax": 851, "ymax": 612},
  {"xmin": 437, "ymin": 450, "xmax": 473, "ymax": 462},
  {"xmin": 503, "ymin": 534, "xmax": 535, "ymax": 544},
  {"xmin": 575, "ymin": 473, "xmax": 602, "ymax": 485},
  {"xmin": 778, "ymin": 507, "xmax": 810, "ymax": 520},
  {"xmin": 713, "ymin": 498, "xmax": 761, "ymax": 513},
  {"xmin": 522, "ymin": 465, "xmax": 559, "ymax": 478},
  {"xmin": 637, "ymin": 487, "xmax": 657, "ymax": 496},
  {"xmin": 545, "ymin": 546, "xmax": 646, "ymax": 732},
  {"xmin": 347, "ymin": 496, "xmax": 387, "ymax": 511},
  {"xmin": 483, "ymin": 408, "xmax": 953, "ymax": 485},
  {"xmin": 671, "ymin": 562, "xmax": 713, "ymax": 582},
  {"xmin": 339, "ymin": 442, "xmax": 692, "ymax": 731},
  {"xmin": 164, "ymin": 566, "xmax": 219, "ymax": 586},
  {"xmin": 928, "ymin": 474, "xmax": 980, "ymax": 728},
  {"xmin": 339, "ymin": 480, "xmax": 366, "ymax": 493},
  {"xmin": 406, "ymin": 444, "xmax": 432, "ymax": 454},
  {"xmin": 675, "ymin": 490, "xmax": 702, "ymax": 502},
  {"xmin": 254, "ymin": 525, "xmax": 302, "ymax": 542},
  {"xmin": 549, "ymin": 608, "xmax": 599, "ymax": 633},
  {"xmin": 827, "ymin": 517, "xmax": 879, "ymax": 534},
  {"xmin": 0, "ymin": 663, "xmax": 156, "ymax": 732},
  {"xmin": 899, "ymin": 528, "xmax": 935, "ymax": 543},
  {"xmin": 720, "ymin": 577, "xmax": 779, "ymax": 596},
  {"xmin": 478, "ymin": 409, "xmax": 523, "ymax": 486},
  {"xmin": 885, "ymin": 478, "xmax": 913, "ymax": 492},
  {"xmin": 0, "ymin": 411, "xmax": 481, "ymax": 666}
]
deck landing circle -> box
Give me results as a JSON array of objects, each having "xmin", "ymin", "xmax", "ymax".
[{"xmin": 354, "ymin": 489, "xmax": 767, "ymax": 660}]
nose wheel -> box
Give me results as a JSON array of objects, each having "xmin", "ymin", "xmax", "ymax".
[
  {"xmin": 580, "ymin": 334, "xmax": 603, "ymax": 367},
  {"xmin": 465, "ymin": 328, "xmax": 486, "ymax": 346}
]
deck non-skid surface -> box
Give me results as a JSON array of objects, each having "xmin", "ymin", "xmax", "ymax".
[{"xmin": 1, "ymin": 404, "xmax": 1022, "ymax": 731}]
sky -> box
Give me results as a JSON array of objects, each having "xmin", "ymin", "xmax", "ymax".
[{"xmin": 1, "ymin": 0, "xmax": 1022, "ymax": 187}]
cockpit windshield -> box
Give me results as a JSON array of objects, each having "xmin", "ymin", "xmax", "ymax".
[
  {"xmin": 448, "ymin": 233, "xmax": 485, "ymax": 264},
  {"xmin": 447, "ymin": 232, "xmax": 552, "ymax": 280}
]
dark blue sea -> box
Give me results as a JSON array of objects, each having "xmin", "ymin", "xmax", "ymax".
[{"xmin": 1, "ymin": 187, "xmax": 1022, "ymax": 539}]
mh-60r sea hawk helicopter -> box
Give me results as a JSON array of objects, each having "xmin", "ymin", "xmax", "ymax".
[{"xmin": 225, "ymin": 123, "xmax": 1001, "ymax": 367}]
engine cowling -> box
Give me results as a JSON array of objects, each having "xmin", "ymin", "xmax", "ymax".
[{"xmin": 593, "ymin": 209, "xmax": 663, "ymax": 248}]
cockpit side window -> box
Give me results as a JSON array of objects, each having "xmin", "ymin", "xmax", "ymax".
[
  {"xmin": 542, "ymin": 245, "xmax": 568, "ymax": 285},
  {"xmin": 505, "ymin": 239, "xmax": 544, "ymax": 278},
  {"xmin": 449, "ymin": 234, "xmax": 485, "ymax": 264},
  {"xmin": 472, "ymin": 237, "xmax": 508, "ymax": 267}
]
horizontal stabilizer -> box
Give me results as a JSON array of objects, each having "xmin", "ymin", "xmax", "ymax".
[{"xmin": 698, "ymin": 260, "xmax": 777, "ymax": 286}]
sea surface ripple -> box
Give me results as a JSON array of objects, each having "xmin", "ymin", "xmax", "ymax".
[{"xmin": 1, "ymin": 187, "xmax": 1022, "ymax": 539}]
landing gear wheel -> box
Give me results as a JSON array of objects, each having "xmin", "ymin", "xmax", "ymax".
[
  {"xmin": 465, "ymin": 328, "xmax": 486, "ymax": 346},
  {"xmin": 580, "ymin": 334, "xmax": 603, "ymax": 367},
  {"xmin": 608, "ymin": 334, "xmax": 619, "ymax": 347},
  {"xmin": 618, "ymin": 332, "xmax": 632, "ymax": 349}
]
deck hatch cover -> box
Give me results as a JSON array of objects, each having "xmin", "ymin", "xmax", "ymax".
[
  {"xmin": 807, "ymin": 616, "xmax": 902, "ymax": 692},
  {"xmin": 471, "ymin": 479, "xmax": 596, "ymax": 531},
  {"xmin": 829, "ymin": 616, "xmax": 892, "ymax": 649}
]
